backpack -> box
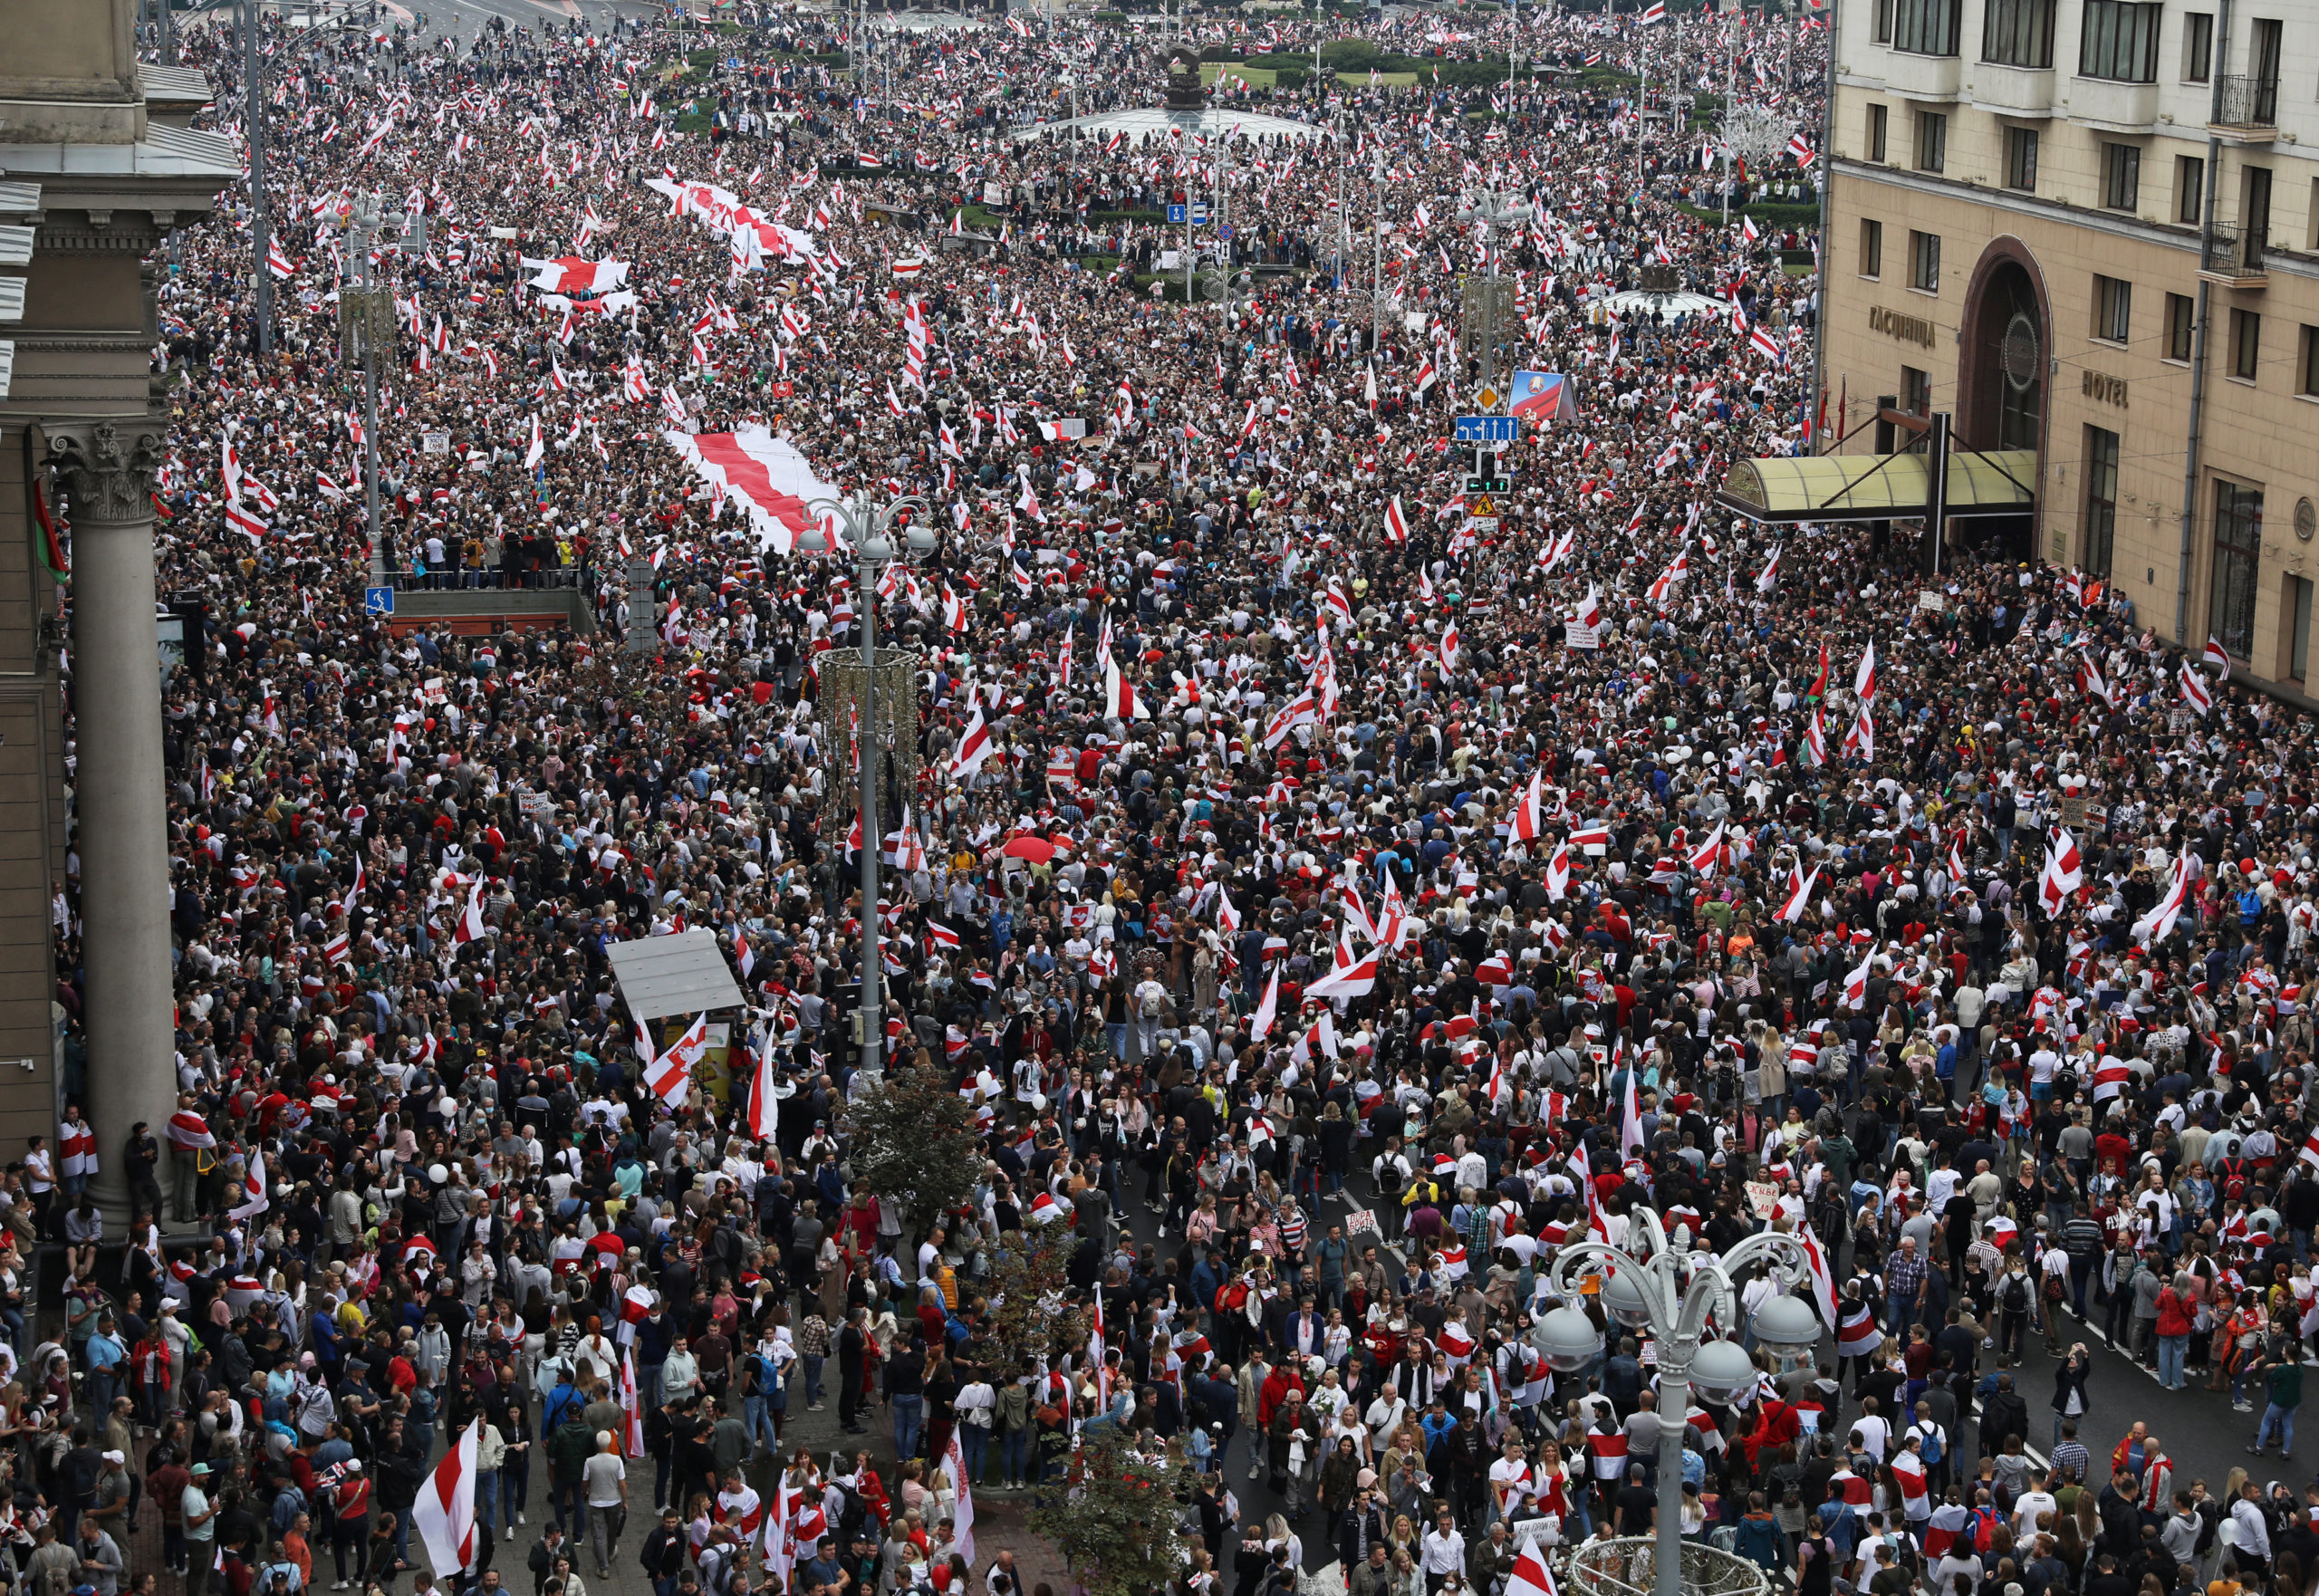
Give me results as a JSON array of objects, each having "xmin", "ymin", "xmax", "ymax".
[
  {"xmin": 2002, "ymin": 1273, "xmax": 2030, "ymax": 1313},
  {"xmin": 1913, "ymin": 1423, "xmax": 1943, "ymax": 1466},
  {"xmin": 1968, "ymin": 1505, "xmax": 2000, "ymax": 1553},
  {"xmin": 271, "ymin": 1485, "xmax": 307, "ymax": 1532}
]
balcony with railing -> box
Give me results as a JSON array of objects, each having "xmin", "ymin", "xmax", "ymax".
[
  {"xmin": 2209, "ymin": 73, "xmax": 2279, "ymax": 139},
  {"xmin": 2200, "ymin": 220, "xmax": 2268, "ymax": 287}
]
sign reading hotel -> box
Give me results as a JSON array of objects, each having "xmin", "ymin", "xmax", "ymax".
[{"xmin": 1869, "ymin": 305, "xmax": 1939, "ymax": 349}]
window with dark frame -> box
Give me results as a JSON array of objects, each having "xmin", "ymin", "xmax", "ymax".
[
  {"xmin": 2210, "ymin": 478, "xmax": 2265, "ymax": 660},
  {"xmin": 2182, "ymin": 11, "xmax": 2213, "ymax": 80},
  {"xmin": 2232, "ymin": 308, "xmax": 2262, "ymax": 381},
  {"xmin": 1902, "ymin": 366, "xmax": 1932, "ymax": 417},
  {"xmin": 2006, "ymin": 126, "xmax": 2040, "ymax": 190},
  {"xmin": 1917, "ymin": 111, "xmax": 1949, "ymax": 173},
  {"xmin": 1861, "ymin": 217, "xmax": 1884, "ymax": 277},
  {"xmin": 2102, "ymin": 142, "xmax": 2141, "ymax": 210},
  {"xmin": 2166, "ymin": 293, "xmax": 2196, "ymax": 361},
  {"xmin": 2094, "ymin": 275, "xmax": 2131, "ymax": 342},
  {"xmin": 1892, "ymin": 0, "xmax": 1960, "ymax": 54},
  {"xmin": 1983, "ymin": 0, "xmax": 2055, "ymax": 66},
  {"xmin": 2294, "ymin": 576, "xmax": 2314, "ymax": 685},
  {"xmin": 1910, "ymin": 230, "xmax": 1941, "ymax": 293},
  {"xmin": 1877, "ymin": 0, "xmax": 1894, "ymax": 42},
  {"xmin": 2301, "ymin": 324, "xmax": 2319, "ymax": 396},
  {"xmin": 1867, "ymin": 102, "xmax": 1890, "ymax": 162},
  {"xmin": 2177, "ymin": 155, "xmax": 2204, "ymax": 225},
  {"xmin": 2080, "ymin": 0, "xmax": 2160, "ymax": 81},
  {"xmin": 2083, "ymin": 426, "xmax": 2120, "ymax": 580}
]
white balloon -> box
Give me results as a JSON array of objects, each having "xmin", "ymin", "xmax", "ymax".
[{"xmin": 428, "ymin": 1163, "xmax": 449, "ymax": 1186}]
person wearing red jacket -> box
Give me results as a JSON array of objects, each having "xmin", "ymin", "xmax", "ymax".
[
  {"xmin": 2153, "ymin": 1274, "xmax": 2198, "ymax": 1389},
  {"xmin": 1256, "ymin": 1360, "xmax": 1304, "ymax": 1432}
]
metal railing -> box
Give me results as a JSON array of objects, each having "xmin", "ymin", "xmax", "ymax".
[
  {"xmin": 1564, "ymin": 1537, "xmax": 1771, "ymax": 1596},
  {"xmin": 2203, "ymin": 220, "xmax": 2266, "ymax": 278},
  {"xmin": 2213, "ymin": 73, "xmax": 2279, "ymax": 127},
  {"xmin": 387, "ymin": 567, "xmax": 588, "ymax": 591}
]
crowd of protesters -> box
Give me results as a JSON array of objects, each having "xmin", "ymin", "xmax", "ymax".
[{"xmin": 16, "ymin": 5, "xmax": 2319, "ymax": 1596}]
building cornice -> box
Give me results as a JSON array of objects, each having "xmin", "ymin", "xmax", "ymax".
[{"xmin": 1832, "ymin": 157, "xmax": 2319, "ymax": 284}]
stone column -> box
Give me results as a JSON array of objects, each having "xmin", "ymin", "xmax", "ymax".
[{"xmin": 46, "ymin": 420, "xmax": 176, "ymax": 1226}]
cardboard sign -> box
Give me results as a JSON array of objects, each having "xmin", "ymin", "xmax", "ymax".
[
  {"xmin": 1745, "ymin": 1180, "xmax": 1782, "ymax": 1220},
  {"xmin": 1565, "ymin": 622, "xmax": 1600, "ymax": 650},
  {"xmin": 1344, "ymin": 1208, "xmax": 1380, "ymax": 1238},
  {"xmin": 422, "ymin": 431, "xmax": 451, "ymax": 455}
]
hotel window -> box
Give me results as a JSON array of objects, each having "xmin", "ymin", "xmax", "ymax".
[
  {"xmin": 1860, "ymin": 217, "xmax": 1884, "ymax": 277},
  {"xmin": 2102, "ymin": 142, "xmax": 2141, "ymax": 210},
  {"xmin": 1984, "ymin": 0, "xmax": 2054, "ymax": 66},
  {"xmin": 2210, "ymin": 478, "xmax": 2265, "ymax": 660},
  {"xmin": 2294, "ymin": 577, "xmax": 2314, "ymax": 685},
  {"xmin": 2006, "ymin": 127, "xmax": 2040, "ymax": 190},
  {"xmin": 1876, "ymin": 0, "xmax": 1893, "ymax": 42},
  {"xmin": 2080, "ymin": 0, "xmax": 2160, "ymax": 81},
  {"xmin": 1910, "ymin": 230, "xmax": 1941, "ymax": 293},
  {"xmin": 2177, "ymin": 155, "xmax": 2204, "ymax": 224},
  {"xmin": 1902, "ymin": 366, "xmax": 1933, "ymax": 417},
  {"xmin": 2083, "ymin": 426, "xmax": 2120, "ymax": 580},
  {"xmin": 1866, "ymin": 102, "xmax": 1890, "ymax": 161},
  {"xmin": 1917, "ymin": 111, "xmax": 1949, "ymax": 173},
  {"xmin": 2182, "ymin": 11, "xmax": 2213, "ymax": 81},
  {"xmin": 2301, "ymin": 324, "xmax": 2319, "ymax": 396},
  {"xmin": 1892, "ymin": 0, "xmax": 1960, "ymax": 55},
  {"xmin": 2166, "ymin": 293, "xmax": 2196, "ymax": 361},
  {"xmin": 2232, "ymin": 308, "xmax": 2261, "ymax": 381},
  {"xmin": 2094, "ymin": 275, "xmax": 2131, "ymax": 342}
]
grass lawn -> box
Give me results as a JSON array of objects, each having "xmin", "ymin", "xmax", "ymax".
[{"xmin": 1201, "ymin": 62, "xmax": 1278, "ymax": 88}]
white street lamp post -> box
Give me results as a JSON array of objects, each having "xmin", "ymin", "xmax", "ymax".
[
  {"xmin": 1535, "ymin": 1210, "xmax": 1822, "ymax": 1596},
  {"xmin": 797, "ymin": 495, "xmax": 935, "ymax": 1080}
]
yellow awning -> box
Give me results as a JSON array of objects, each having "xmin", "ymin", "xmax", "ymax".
[{"xmin": 1718, "ymin": 449, "xmax": 2038, "ymax": 524}]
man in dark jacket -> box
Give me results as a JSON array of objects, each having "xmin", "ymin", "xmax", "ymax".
[
  {"xmin": 1978, "ymin": 1373, "xmax": 2031, "ymax": 1459},
  {"xmin": 638, "ymin": 1510, "xmax": 686, "ymax": 1596},
  {"xmin": 2097, "ymin": 1470, "xmax": 2144, "ymax": 1560},
  {"xmin": 1335, "ymin": 1485, "xmax": 1390, "ymax": 1570}
]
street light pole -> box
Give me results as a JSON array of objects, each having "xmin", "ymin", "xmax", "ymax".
[
  {"xmin": 246, "ymin": 0, "xmax": 272, "ymax": 359},
  {"xmin": 1371, "ymin": 144, "xmax": 1383, "ymax": 350},
  {"xmin": 800, "ymin": 494, "xmax": 935, "ymax": 1081},
  {"xmin": 1537, "ymin": 1213, "xmax": 1822, "ymax": 1596}
]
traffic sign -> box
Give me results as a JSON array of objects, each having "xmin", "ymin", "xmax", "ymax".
[
  {"xmin": 1454, "ymin": 415, "xmax": 1519, "ymax": 445},
  {"xmin": 1190, "ymin": 203, "xmax": 1209, "ymax": 226},
  {"xmin": 1167, "ymin": 203, "xmax": 1186, "ymax": 224},
  {"xmin": 1467, "ymin": 495, "xmax": 1496, "ymax": 518},
  {"xmin": 1217, "ymin": 222, "xmax": 1235, "ymax": 242},
  {"xmin": 1465, "ymin": 476, "xmax": 1511, "ymax": 495},
  {"xmin": 364, "ymin": 586, "xmax": 396, "ymax": 617}
]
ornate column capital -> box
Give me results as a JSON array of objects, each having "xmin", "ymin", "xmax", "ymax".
[{"xmin": 43, "ymin": 420, "xmax": 164, "ymax": 526}]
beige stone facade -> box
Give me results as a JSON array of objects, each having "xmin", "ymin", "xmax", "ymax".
[
  {"xmin": 0, "ymin": 3, "xmax": 234, "ymax": 1186},
  {"xmin": 1822, "ymin": 0, "xmax": 2319, "ymax": 681}
]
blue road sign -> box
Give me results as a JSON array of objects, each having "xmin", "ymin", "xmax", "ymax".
[
  {"xmin": 1167, "ymin": 203, "xmax": 1187, "ymax": 224},
  {"xmin": 1217, "ymin": 222, "xmax": 1235, "ymax": 242},
  {"xmin": 1190, "ymin": 203, "xmax": 1209, "ymax": 226},
  {"xmin": 1453, "ymin": 414, "xmax": 1519, "ymax": 444},
  {"xmin": 364, "ymin": 585, "xmax": 396, "ymax": 617}
]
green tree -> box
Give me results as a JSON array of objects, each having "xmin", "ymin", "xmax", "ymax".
[
  {"xmin": 969, "ymin": 1224, "xmax": 1087, "ymax": 1374},
  {"xmin": 1026, "ymin": 1433, "xmax": 1195, "ymax": 1596},
  {"xmin": 840, "ymin": 1062, "xmax": 980, "ymax": 1231}
]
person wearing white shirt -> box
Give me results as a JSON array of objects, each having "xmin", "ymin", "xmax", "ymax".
[
  {"xmin": 2011, "ymin": 1485, "xmax": 2055, "ymax": 1541},
  {"xmin": 1852, "ymin": 1408, "xmax": 1891, "ymax": 1464},
  {"xmin": 1419, "ymin": 1508, "xmax": 1466, "ymax": 1582}
]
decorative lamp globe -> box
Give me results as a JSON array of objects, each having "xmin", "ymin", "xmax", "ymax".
[
  {"xmin": 1688, "ymin": 1336, "xmax": 1759, "ymax": 1405},
  {"xmin": 1535, "ymin": 1306, "xmax": 1604, "ymax": 1373},
  {"xmin": 1752, "ymin": 1292, "xmax": 1823, "ymax": 1360},
  {"xmin": 1603, "ymin": 1268, "xmax": 1656, "ymax": 1332}
]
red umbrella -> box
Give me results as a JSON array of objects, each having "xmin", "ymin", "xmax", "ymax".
[{"xmin": 996, "ymin": 835, "xmax": 1070, "ymax": 863}]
